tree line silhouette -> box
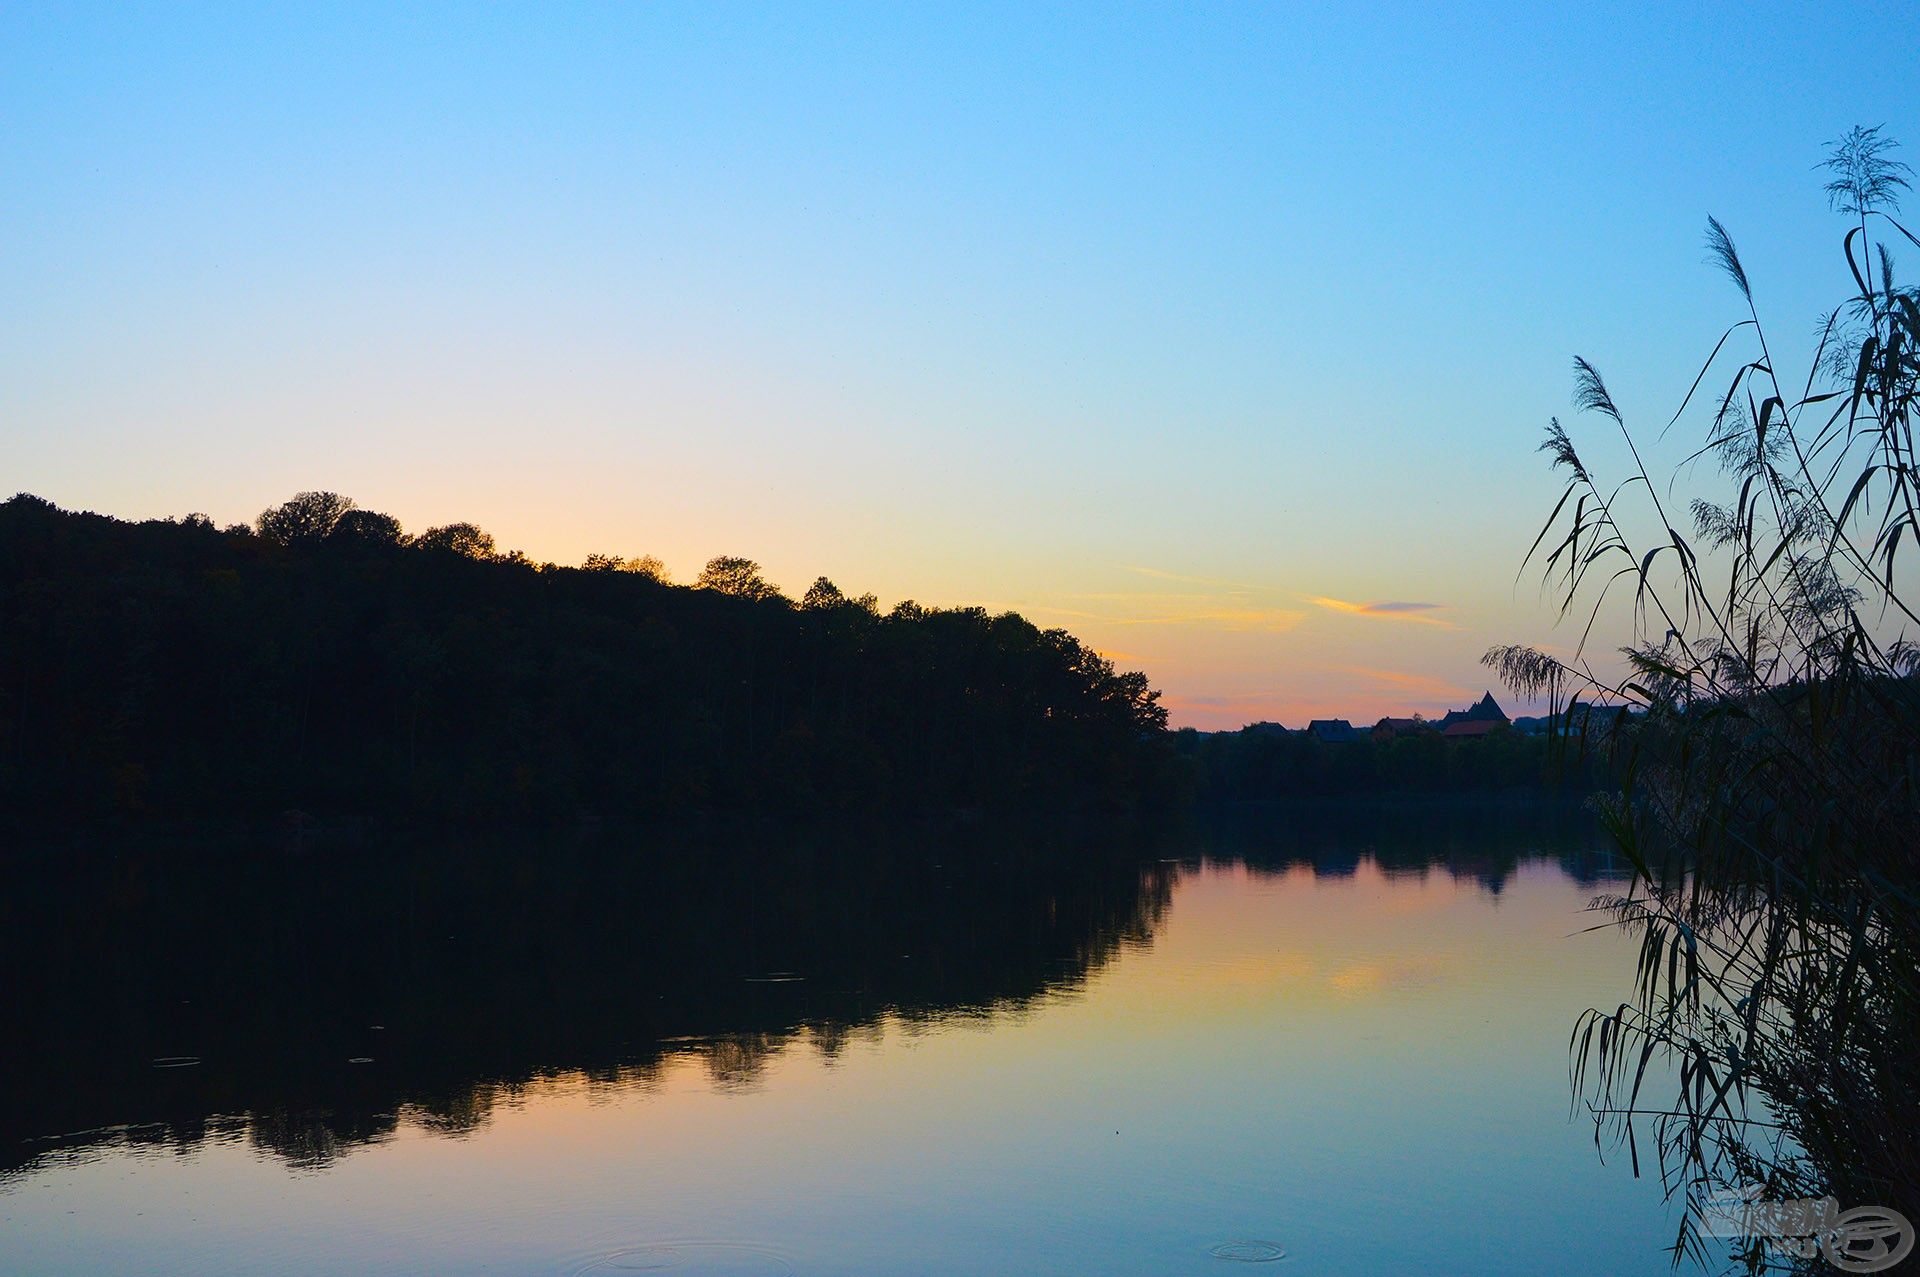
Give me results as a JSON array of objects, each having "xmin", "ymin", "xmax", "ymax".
[
  {"xmin": 0, "ymin": 492, "xmax": 1174, "ymax": 822},
  {"xmin": 1172, "ymin": 724, "xmax": 1608, "ymax": 799}
]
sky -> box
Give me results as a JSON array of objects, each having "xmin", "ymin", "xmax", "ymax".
[{"xmin": 5, "ymin": 2, "xmax": 1918, "ymax": 728}]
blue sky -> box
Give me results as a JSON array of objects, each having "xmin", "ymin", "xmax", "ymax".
[{"xmin": 5, "ymin": 2, "xmax": 1916, "ymax": 725}]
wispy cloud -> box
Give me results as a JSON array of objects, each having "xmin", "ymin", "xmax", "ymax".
[
  {"xmin": 1327, "ymin": 664, "xmax": 1471, "ymax": 702},
  {"xmin": 1123, "ymin": 565, "xmax": 1270, "ymax": 594},
  {"xmin": 1062, "ymin": 591, "xmax": 1223, "ymax": 603},
  {"xmin": 1172, "ymin": 693, "xmax": 1292, "ymax": 709},
  {"xmin": 1113, "ymin": 608, "xmax": 1304, "ymax": 633},
  {"xmin": 1009, "ymin": 568, "xmax": 1306, "ymax": 634},
  {"xmin": 1308, "ymin": 596, "xmax": 1460, "ymax": 629},
  {"xmin": 1031, "ymin": 603, "xmax": 1304, "ymax": 634}
]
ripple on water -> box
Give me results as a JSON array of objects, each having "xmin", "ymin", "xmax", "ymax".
[
  {"xmin": 571, "ymin": 1242, "xmax": 796, "ymax": 1275},
  {"xmin": 741, "ymin": 973, "xmax": 805, "ymax": 984},
  {"xmin": 151, "ymin": 1057, "xmax": 200, "ymax": 1069},
  {"xmin": 1210, "ymin": 1240, "xmax": 1288, "ymax": 1262}
]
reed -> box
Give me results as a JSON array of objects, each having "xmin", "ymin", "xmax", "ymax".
[{"xmin": 1487, "ymin": 127, "xmax": 1920, "ymax": 1272}]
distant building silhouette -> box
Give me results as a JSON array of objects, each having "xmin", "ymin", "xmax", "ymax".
[
  {"xmin": 1438, "ymin": 692, "xmax": 1508, "ymax": 729},
  {"xmin": 1237, "ymin": 691, "xmax": 1513, "ymax": 744},
  {"xmin": 1371, "ymin": 716, "xmax": 1433, "ymax": 741},
  {"xmin": 1438, "ymin": 692, "xmax": 1510, "ymax": 739}
]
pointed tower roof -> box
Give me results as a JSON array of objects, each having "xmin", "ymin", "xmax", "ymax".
[{"xmin": 1469, "ymin": 692, "xmax": 1508, "ymax": 722}]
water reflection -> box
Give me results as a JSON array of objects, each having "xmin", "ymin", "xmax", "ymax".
[
  {"xmin": 2, "ymin": 802, "xmax": 1619, "ymax": 1182},
  {"xmin": 3, "ymin": 818, "xmax": 1180, "ymax": 1177},
  {"xmin": 3, "ymin": 801, "xmax": 1668, "ymax": 1276},
  {"xmin": 1178, "ymin": 797, "xmax": 1629, "ymax": 890}
]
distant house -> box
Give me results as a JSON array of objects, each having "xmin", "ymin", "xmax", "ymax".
[
  {"xmin": 1432, "ymin": 692, "xmax": 1511, "ymax": 740},
  {"xmin": 1242, "ymin": 721, "xmax": 1291, "ymax": 737},
  {"xmin": 1437, "ymin": 692, "xmax": 1509, "ymax": 731},
  {"xmin": 1371, "ymin": 716, "xmax": 1432, "ymax": 741},
  {"xmin": 1306, "ymin": 718, "xmax": 1362, "ymax": 743}
]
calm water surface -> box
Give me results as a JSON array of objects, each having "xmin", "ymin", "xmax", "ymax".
[{"xmin": 2, "ymin": 805, "xmax": 1676, "ymax": 1273}]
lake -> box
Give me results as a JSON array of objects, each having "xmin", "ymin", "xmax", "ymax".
[{"xmin": 1, "ymin": 802, "xmax": 1680, "ymax": 1274}]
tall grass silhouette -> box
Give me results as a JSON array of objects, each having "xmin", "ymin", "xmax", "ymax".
[{"xmin": 1488, "ymin": 127, "xmax": 1920, "ymax": 1272}]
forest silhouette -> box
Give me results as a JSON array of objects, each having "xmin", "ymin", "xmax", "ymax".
[
  {"xmin": 0, "ymin": 492, "xmax": 1175, "ymax": 822},
  {"xmin": 0, "ymin": 490, "xmax": 1597, "ymax": 827}
]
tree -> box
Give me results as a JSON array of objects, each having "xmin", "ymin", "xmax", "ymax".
[
  {"xmin": 256, "ymin": 491, "xmax": 354, "ymax": 545},
  {"xmin": 581, "ymin": 553, "xmax": 669, "ymax": 580},
  {"xmin": 626, "ymin": 555, "xmax": 669, "ymax": 583},
  {"xmin": 415, "ymin": 522, "xmax": 496, "ymax": 559},
  {"xmin": 801, "ymin": 576, "xmax": 845, "ymax": 609},
  {"xmin": 697, "ymin": 556, "xmax": 781, "ymax": 601},
  {"xmin": 330, "ymin": 509, "xmax": 405, "ymax": 546}
]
